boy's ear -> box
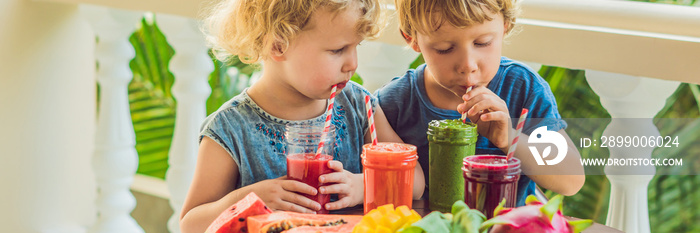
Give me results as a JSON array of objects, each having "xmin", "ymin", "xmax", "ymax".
[
  {"xmin": 270, "ymin": 42, "xmax": 286, "ymax": 62},
  {"xmin": 401, "ymin": 30, "xmax": 421, "ymax": 53}
]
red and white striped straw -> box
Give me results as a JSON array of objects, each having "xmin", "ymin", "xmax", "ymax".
[
  {"xmin": 461, "ymin": 86, "xmax": 473, "ymax": 124},
  {"xmin": 364, "ymin": 95, "xmax": 378, "ymax": 146},
  {"xmin": 506, "ymin": 108, "xmax": 529, "ymax": 161},
  {"xmin": 315, "ymin": 85, "xmax": 338, "ymax": 157}
]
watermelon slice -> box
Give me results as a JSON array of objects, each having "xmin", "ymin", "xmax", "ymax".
[
  {"xmin": 205, "ymin": 192, "xmax": 273, "ymax": 233},
  {"xmin": 247, "ymin": 211, "xmax": 363, "ymax": 233}
]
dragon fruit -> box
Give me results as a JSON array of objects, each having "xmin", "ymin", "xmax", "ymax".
[{"xmin": 480, "ymin": 195, "xmax": 593, "ymax": 233}]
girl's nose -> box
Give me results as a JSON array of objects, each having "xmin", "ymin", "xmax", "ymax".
[{"xmin": 342, "ymin": 48, "xmax": 358, "ymax": 73}]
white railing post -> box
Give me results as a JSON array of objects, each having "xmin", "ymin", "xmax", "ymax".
[
  {"xmin": 585, "ymin": 70, "xmax": 680, "ymax": 233},
  {"xmin": 356, "ymin": 41, "xmax": 420, "ymax": 92},
  {"xmin": 156, "ymin": 14, "xmax": 213, "ymax": 233},
  {"xmin": 82, "ymin": 5, "xmax": 145, "ymax": 233},
  {"xmin": 1, "ymin": 1, "xmax": 96, "ymax": 232}
]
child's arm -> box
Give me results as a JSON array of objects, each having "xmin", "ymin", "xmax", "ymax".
[
  {"xmin": 458, "ymin": 87, "xmax": 585, "ymax": 196},
  {"xmin": 505, "ymin": 129, "xmax": 585, "ymax": 196},
  {"xmin": 180, "ymin": 137, "xmax": 321, "ymax": 233}
]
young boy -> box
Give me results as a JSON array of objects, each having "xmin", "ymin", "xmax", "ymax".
[{"xmin": 376, "ymin": 0, "xmax": 585, "ymax": 205}]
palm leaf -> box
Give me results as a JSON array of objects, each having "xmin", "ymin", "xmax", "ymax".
[
  {"xmin": 128, "ymin": 76, "xmax": 175, "ymax": 179},
  {"xmin": 128, "ymin": 17, "xmax": 176, "ymax": 179},
  {"xmin": 128, "ymin": 16, "xmax": 261, "ymax": 179}
]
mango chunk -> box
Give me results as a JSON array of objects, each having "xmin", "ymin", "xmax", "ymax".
[
  {"xmin": 407, "ymin": 209, "xmax": 421, "ymax": 223},
  {"xmin": 353, "ymin": 224, "xmax": 374, "ymax": 233},
  {"xmin": 354, "ymin": 204, "xmax": 423, "ymax": 233},
  {"xmin": 376, "ymin": 225, "xmax": 392, "ymax": 233},
  {"xmin": 395, "ymin": 205, "xmax": 412, "ymax": 219},
  {"xmin": 380, "ymin": 212, "xmax": 404, "ymax": 231},
  {"xmin": 377, "ymin": 204, "xmax": 395, "ymax": 215},
  {"xmin": 364, "ymin": 209, "xmax": 383, "ymax": 227}
]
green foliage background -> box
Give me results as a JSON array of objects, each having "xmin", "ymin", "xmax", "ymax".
[{"xmin": 121, "ymin": 1, "xmax": 699, "ymax": 232}]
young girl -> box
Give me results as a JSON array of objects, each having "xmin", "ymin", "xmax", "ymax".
[
  {"xmin": 376, "ymin": 0, "xmax": 585, "ymax": 205},
  {"xmin": 180, "ymin": 0, "xmax": 424, "ymax": 232}
]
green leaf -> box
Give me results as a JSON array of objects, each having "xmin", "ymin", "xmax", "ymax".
[
  {"xmin": 127, "ymin": 17, "xmax": 177, "ymax": 179},
  {"xmin": 688, "ymin": 84, "xmax": 700, "ymax": 113},
  {"xmin": 409, "ymin": 54, "xmax": 424, "ymax": 69},
  {"xmin": 452, "ymin": 207, "xmax": 486, "ymax": 233},
  {"xmin": 351, "ymin": 73, "xmax": 363, "ymax": 85},
  {"xmin": 402, "ymin": 211, "xmax": 451, "ymax": 233},
  {"xmin": 451, "ymin": 200, "xmax": 468, "ymax": 215}
]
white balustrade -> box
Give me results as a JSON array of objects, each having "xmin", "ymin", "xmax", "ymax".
[
  {"xmin": 156, "ymin": 14, "xmax": 214, "ymax": 233},
  {"xmin": 1, "ymin": 0, "xmax": 96, "ymax": 232},
  {"xmin": 585, "ymin": 70, "xmax": 680, "ymax": 233},
  {"xmin": 81, "ymin": 5, "xmax": 145, "ymax": 233}
]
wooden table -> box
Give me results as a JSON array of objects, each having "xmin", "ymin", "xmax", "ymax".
[{"xmin": 332, "ymin": 200, "xmax": 623, "ymax": 233}]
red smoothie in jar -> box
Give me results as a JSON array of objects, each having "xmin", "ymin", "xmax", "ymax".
[
  {"xmin": 287, "ymin": 153, "xmax": 333, "ymax": 214},
  {"xmin": 462, "ymin": 155, "xmax": 521, "ymax": 218}
]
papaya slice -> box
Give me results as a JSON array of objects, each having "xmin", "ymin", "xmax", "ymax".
[{"xmin": 247, "ymin": 211, "xmax": 363, "ymax": 233}]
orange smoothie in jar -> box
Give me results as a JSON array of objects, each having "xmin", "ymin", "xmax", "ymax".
[{"xmin": 362, "ymin": 142, "xmax": 418, "ymax": 214}]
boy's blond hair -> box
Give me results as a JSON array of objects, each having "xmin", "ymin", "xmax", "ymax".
[
  {"xmin": 395, "ymin": 0, "xmax": 519, "ymax": 40},
  {"xmin": 204, "ymin": 0, "xmax": 382, "ymax": 64}
]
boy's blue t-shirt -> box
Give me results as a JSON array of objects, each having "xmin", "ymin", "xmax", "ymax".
[
  {"xmin": 375, "ymin": 57, "xmax": 567, "ymax": 206},
  {"xmin": 200, "ymin": 81, "xmax": 374, "ymax": 189}
]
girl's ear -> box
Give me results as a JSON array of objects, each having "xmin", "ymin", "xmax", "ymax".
[
  {"xmin": 270, "ymin": 42, "xmax": 286, "ymax": 62},
  {"xmin": 401, "ymin": 30, "xmax": 421, "ymax": 53}
]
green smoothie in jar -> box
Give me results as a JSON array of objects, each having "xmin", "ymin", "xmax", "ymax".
[{"xmin": 427, "ymin": 119, "xmax": 477, "ymax": 213}]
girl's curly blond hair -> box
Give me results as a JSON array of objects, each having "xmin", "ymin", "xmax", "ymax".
[
  {"xmin": 203, "ymin": 0, "xmax": 382, "ymax": 64},
  {"xmin": 395, "ymin": 0, "xmax": 520, "ymax": 40}
]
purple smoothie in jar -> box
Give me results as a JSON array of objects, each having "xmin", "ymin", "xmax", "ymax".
[{"xmin": 462, "ymin": 155, "xmax": 521, "ymax": 218}]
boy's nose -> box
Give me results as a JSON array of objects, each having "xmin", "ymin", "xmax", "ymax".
[{"xmin": 459, "ymin": 57, "xmax": 478, "ymax": 74}]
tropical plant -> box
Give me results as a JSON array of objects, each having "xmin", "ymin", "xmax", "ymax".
[{"xmin": 128, "ymin": 15, "xmax": 260, "ymax": 178}]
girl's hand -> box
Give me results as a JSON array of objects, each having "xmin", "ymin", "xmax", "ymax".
[
  {"xmin": 252, "ymin": 176, "xmax": 322, "ymax": 214},
  {"xmin": 457, "ymin": 86, "xmax": 512, "ymax": 150},
  {"xmin": 318, "ymin": 161, "xmax": 363, "ymax": 210}
]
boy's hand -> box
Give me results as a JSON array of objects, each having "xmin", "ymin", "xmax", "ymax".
[
  {"xmin": 318, "ymin": 160, "xmax": 363, "ymax": 210},
  {"xmin": 457, "ymin": 86, "xmax": 512, "ymax": 150},
  {"xmin": 252, "ymin": 176, "xmax": 322, "ymax": 214}
]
